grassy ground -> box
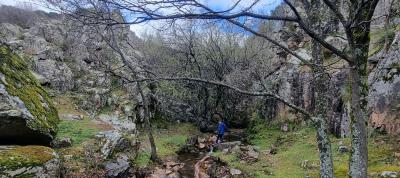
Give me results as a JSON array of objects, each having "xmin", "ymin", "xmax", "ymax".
[
  {"xmin": 213, "ymin": 120, "xmax": 400, "ymax": 178},
  {"xmin": 53, "ymin": 94, "xmax": 113, "ymax": 145},
  {"xmin": 135, "ymin": 122, "xmax": 201, "ymax": 167},
  {"xmin": 52, "ymin": 94, "xmax": 112, "ymax": 176}
]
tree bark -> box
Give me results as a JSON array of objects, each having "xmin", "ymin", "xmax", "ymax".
[
  {"xmin": 313, "ymin": 43, "xmax": 335, "ymax": 178},
  {"xmin": 315, "ymin": 116, "xmax": 335, "ymax": 178},
  {"xmin": 137, "ymin": 82, "xmax": 160, "ymax": 162},
  {"xmin": 346, "ymin": 1, "xmax": 379, "ymax": 175},
  {"xmin": 348, "ymin": 65, "xmax": 368, "ymax": 178},
  {"xmin": 308, "ymin": 0, "xmax": 334, "ymax": 176}
]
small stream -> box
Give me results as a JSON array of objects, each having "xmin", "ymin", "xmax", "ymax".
[
  {"xmin": 177, "ymin": 151, "xmax": 207, "ymax": 178},
  {"xmin": 176, "ymin": 131, "xmax": 244, "ymax": 178}
]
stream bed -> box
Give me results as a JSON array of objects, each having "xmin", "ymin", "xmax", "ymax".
[{"xmin": 176, "ymin": 130, "xmax": 244, "ymax": 177}]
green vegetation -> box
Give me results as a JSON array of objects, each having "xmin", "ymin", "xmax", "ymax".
[
  {"xmin": 0, "ymin": 45, "xmax": 59, "ymax": 136},
  {"xmin": 0, "ymin": 146, "xmax": 55, "ymax": 171},
  {"xmin": 369, "ymin": 24, "xmax": 400, "ymax": 56},
  {"xmin": 213, "ymin": 119, "xmax": 400, "ymax": 178},
  {"xmin": 135, "ymin": 122, "xmax": 200, "ymax": 167},
  {"xmin": 53, "ymin": 94, "xmax": 112, "ymax": 145},
  {"xmin": 57, "ymin": 118, "xmax": 103, "ymax": 145}
]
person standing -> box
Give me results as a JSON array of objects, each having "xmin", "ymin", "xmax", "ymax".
[{"xmin": 216, "ymin": 118, "xmax": 226, "ymax": 143}]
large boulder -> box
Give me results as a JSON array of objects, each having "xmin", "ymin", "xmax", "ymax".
[
  {"xmin": 368, "ymin": 32, "xmax": 400, "ymax": 134},
  {"xmin": 0, "ymin": 146, "xmax": 60, "ymax": 178},
  {"xmin": 0, "ymin": 45, "xmax": 59, "ymax": 145}
]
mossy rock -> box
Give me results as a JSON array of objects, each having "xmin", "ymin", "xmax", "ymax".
[
  {"xmin": 0, "ymin": 45, "xmax": 59, "ymax": 145},
  {"xmin": 0, "ymin": 146, "xmax": 60, "ymax": 178}
]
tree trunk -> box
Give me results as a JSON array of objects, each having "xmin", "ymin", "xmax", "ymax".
[
  {"xmin": 348, "ymin": 66, "xmax": 368, "ymax": 178},
  {"xmin": 137, "ymin": 82, "xmax": 160, "ymax": 162},
  {"xmin": 346, "ymin": 1, "xmax": 379, "ymax": 174},
  {"xmin": 308, "ymin": 1, "xmax": 334, "ymax": 176},
  {"xmin": 315, "ymin": 116, "xmax": 334, "ymax": 178},
  {"xmin": 313, "ymin": 43, "xmax": 334, "ymax": 178}
]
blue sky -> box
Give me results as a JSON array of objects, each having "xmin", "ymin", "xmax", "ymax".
[
  {"xmin": 0, "ymin": 0, "xmax": 283, "ymax": 37},
  {"xmin": 129, "ymin": 0, "xmax": 283, "ymax": 37}
]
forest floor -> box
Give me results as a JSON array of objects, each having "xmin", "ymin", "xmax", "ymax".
[
  {"xmin": 136, "ymin": 119, "xmax": 400, "ymax": 177},
  {"xmin": 52, "ymin": 95, "xmax": 400, "ymax": 177}
]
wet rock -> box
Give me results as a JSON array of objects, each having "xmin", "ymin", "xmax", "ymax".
[
  {"xmin": 338, "ymin": 146, "xmax": 349, "ymax": 154},
  {"xmin": 214, "ymin": 141, "xmax": 241, "ymax": 151},
  {"xmin": 0, "ymin": 146, "xmax": 60, "ymax": 178},
  {"xmin": 194, "ymin": 156, "xmax": 232, "ymax": 178},
  {"xmin": 105, "ymin": 154, "xmax": 130, "ymax": 178},
  {"xmin": 51, "ymin": 137, "xmax": 72, "ymax": 148},
  {"xmin": 147, "ymin": 162, "xmax": 183, "ymax": 178},
  {"xmin": 164, "ymin": 160, "xmax": 184, "ymax": 173},
  {"xmin": 380, "ymin": 171, "xmax": 398, "ymax": 178},
  {"xmin": 230, "ymin": 168, "xmax": 242, "ymax": 175}
]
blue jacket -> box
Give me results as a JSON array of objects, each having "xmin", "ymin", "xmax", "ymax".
[{"xmin": 217, "ymin": 122, "xmax": 226, "ymax": 135}]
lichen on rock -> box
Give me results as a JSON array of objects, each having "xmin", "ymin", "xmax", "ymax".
[
  {"xmin": 0, "ymin": 146, "xmax": 60, "ymax": 178},
  {"xmin": 0, "ymin": 44, "xmax": 59, "ymax": 145}
]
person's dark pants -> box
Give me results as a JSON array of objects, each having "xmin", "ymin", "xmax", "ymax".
[{"xmin": 217, "ymin": 133, "xmax": 224, "ymax": 143}]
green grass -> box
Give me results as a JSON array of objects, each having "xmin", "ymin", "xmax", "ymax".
[
  {"xmin": 134, "ymin": 151, "xmax": 151, "ymax": 167},
  {"xmin": 214, "ymin": 120, "xmax": 400, "ymax": 178},
  {"xmin": 56, "ymin": 117, "xmax": 102, "ymax": 145},
  {"xmin": 135, "ymin": 122, "xmax": 200, "ymax": 166}
]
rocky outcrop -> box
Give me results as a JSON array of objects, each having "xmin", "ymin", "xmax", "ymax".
[
  {"xmin": 368, "ymin": 32, "xmax": 400, "ymax": 134},
  {"xmin": 0, "ymin": 146, "xmax": 60, "ymax": 178},
  {"xmin": 0, "ymin": 45, "xmax": 59, "ymax": 145}
]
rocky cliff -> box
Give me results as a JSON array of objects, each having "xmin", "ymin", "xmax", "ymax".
[{"xmin": 0, "ymin": 45, "xmax": 59, "ymax": 145}]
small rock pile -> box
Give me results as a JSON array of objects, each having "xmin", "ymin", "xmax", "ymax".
[
  {"xmin": 146, "ymin": 160, "xmax": 184, "ymax": 178},
  {"xmin": 194, "ymin": 156, "xmax": 234, "ymax": 178}
]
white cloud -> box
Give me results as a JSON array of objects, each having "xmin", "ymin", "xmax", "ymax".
[
  {"xmin": 130, "ymin": 23, "xmax": 156, "ymax": 38},
  {"xmin": 0, "ymin": 0, "xmax": 54, "ymax": 12}
]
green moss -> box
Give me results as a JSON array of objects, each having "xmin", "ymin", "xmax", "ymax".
[
  {"xmin": 0, "ymin": 45, "xmax": 59, "ymax": 136},
  {"xmin": 0, "ymin": 146, "xmax": 55, "ymax": 172},
  {"xmin": 57, "ymin": 117, "xmax": 102, "ymax": 145}
]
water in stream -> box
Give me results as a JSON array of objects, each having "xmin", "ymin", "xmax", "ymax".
[
  {"xmin": 177, "ymin": 151, "xmax": 207, "ymax": 178},
  {"xmin": 176, "ymin": 131, "xmax": 244, "ymax": 177}
]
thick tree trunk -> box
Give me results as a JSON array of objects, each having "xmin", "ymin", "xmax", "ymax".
[
  {"xmin": 348, "ymin": 66, "xmax": 368, "ymax": 178},
  {"xmin": 346, "ymin": 1, "xmax": 379, "ymax": 175}
]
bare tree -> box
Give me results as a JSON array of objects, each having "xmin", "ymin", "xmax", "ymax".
[{"xmin": 47, "ymin": 0, "xmax": 381, "ymax": 176}]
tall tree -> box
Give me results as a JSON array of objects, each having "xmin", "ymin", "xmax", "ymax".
[{"xmin": 49, "ymin": 0, "xmax": 381, "ymax": 176}]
